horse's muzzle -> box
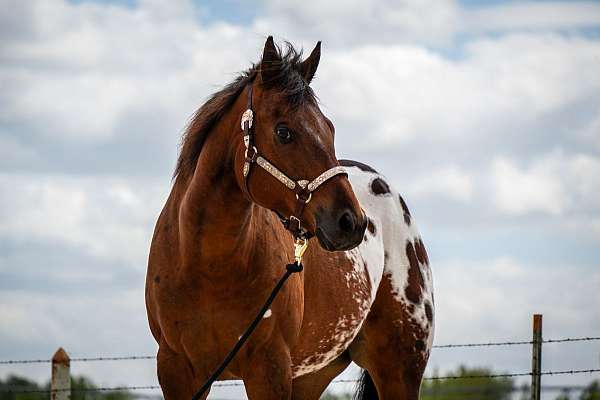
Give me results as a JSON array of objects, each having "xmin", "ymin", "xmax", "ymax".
[{"xmin": 315, "ymin": 207, "xmax": 367, "ymax": 251}]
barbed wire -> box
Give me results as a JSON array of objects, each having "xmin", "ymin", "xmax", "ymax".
[
  {"xmin": 544, "ymin": 336, "xmax": 600, "ymax": 344},
  {"xmin": 0, "ymin": 358, "xmax": 51, "ymax": 365},
  {"xmin": 1, "ymin": 336, "xmax": 598, "ymax": 365},
  {"xmin": 2, "ymin": 368, "xmax": 599, "ymax": 394},
  {"xmin": 425, "ymin": 369, "xmax": 600, "ymax": 380},
  {"xmin": 432, "ymin": 340, "xmax": 531, "ymax": 348},
  {"xmin": 72, "ymin": 355, "xmax": 157, "ymax": 362},
  {"xmin": 432, "ymin": 336, "xmax": 600, "ymax": 348},
  {"xmin": 0, "ymin": 355, "xmax": 158, "ymax": 365},
  {"xmin": 0, "ymin": 385, "xmax": 160, "ymax": 394},
  {"xmin": 422, "ymin": 385, "xmax": 598, "ymax": 393}
]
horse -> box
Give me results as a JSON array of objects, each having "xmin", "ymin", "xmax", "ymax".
[{"xmin": 145, "ymin": 36, "xmax": 434, "ymax": 400}]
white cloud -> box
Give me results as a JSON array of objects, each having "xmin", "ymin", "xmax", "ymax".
[
  {"xmin": 0, "ymin": 0, "xmax": 256, "ymax": 141},
  {"xmin": 0, "ymin": 288, "xmax": 158, "ymax": 389},
  {"xmin": 256, "ymin": 0, "xmax": 460, "ymax": 46},
  {"xmin": 257, "ymin": 0, "xmax": 600, "ymax": 47},
  {"xmin": 3, "ymin": 1, "xmax": 599, "ymax": 174},
  {"xmin": 0, "ymin": 135, "xmax": 38, "ymax": 164},
  {"xmin": 489, "ymin": 152, "xmax": 600, "ymax": 217},
  {"xmin": 463, "ymin": 1, "xmax": 600, "ymax": 33},
  {"xmin": 407, "ymin": 166, "xmax": 474, "ymax": 203},
  {"xmin": 577, "ymin": 110, "xmax": 600, "ymax": 150},
  {"xmin": 312, "ymin": 33, "xmax": 600, "ymax": 156},
  {"xmin": 462, "ymin": 34, "xmax": 600, "ymax": 112},
  {"xmin": 0, "ymin": 173, "xmax": 168, "ymax": 267},
  {"xmin": 568, "ymin": 154, "xmax": 600, "ymax": 207},
  {"xmin": 490, "ymin": 156, "xmax": 566, "ymax": 216}
]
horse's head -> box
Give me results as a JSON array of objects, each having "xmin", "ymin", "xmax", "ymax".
[{"xmin": 235, "ymin": 37, "xmax": 367, "ymax": 251}]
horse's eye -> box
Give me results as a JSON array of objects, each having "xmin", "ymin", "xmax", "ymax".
[{"xmin": 275, "ymin": 125, "xmax": 293, "ymax": 144}]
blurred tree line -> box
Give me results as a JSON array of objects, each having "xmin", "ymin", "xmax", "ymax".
[
  {"xmin": 0, "ymin": 374, "xmax": 133, "ymax": 400},
  {"xmin": 560, "ymin": 381, "xmax": 600, "ymax": 400},
  {"xmin": 421, "ymin": 366, "xmax": 513, "ymax": 399},
  {"xmin": 320, "ymin": 366, "xmax": 599, "ymax": 400}
]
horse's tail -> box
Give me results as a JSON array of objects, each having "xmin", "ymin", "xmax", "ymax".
[{"xmin": 353, "ymin": 369, "xmax": 378, "ymax": 400}]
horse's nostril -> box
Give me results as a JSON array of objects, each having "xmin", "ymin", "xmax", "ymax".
[{"xmin": 338, "ymin": 211, "xmax": 356, "ymax": 233}]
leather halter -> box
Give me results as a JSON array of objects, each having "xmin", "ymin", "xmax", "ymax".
[{"xmin": 240, "ymin": 83, "xmax": 347, "ymax": 240}]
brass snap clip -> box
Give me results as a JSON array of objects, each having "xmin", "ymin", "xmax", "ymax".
[{"xmin": 294, "ymin": 238, "xmax": 308, "ymax": 265}]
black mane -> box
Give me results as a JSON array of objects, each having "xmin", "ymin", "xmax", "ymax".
[{"xmin": 174, "ymin": 42, "xmax": 317, "ymax": 179}]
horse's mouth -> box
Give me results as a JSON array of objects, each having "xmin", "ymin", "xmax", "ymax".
[
  {"xmin": 315, "ymin": 227, "xmax": 336, "ymax": 251},
  {"xmin": 315, "ymin": 226, "xmax": 364, "ymax": 252}
]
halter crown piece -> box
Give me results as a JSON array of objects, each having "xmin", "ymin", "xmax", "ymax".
[{"xmin": 240, "ymin": 83, "xmax": 347, "ymax": 240}]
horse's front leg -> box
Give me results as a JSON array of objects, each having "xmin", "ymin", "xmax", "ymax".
[
  {"xmin": 241, "ymin": 338, "xmax": 293, "ymax": 400},
  {"xmin": 157, "ymin": 342, "xmax": 205, "ymax": 400}
]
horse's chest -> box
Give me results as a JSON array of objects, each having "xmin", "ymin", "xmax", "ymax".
[{"xmin": 291, "ymin": 235, "xmax": 384, "ymax": 377}]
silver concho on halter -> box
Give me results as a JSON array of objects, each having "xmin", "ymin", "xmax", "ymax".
[
  {"xmin": 243, "ymin": 145, "xmax": 257, "ymax": 178},
  {"xmin": 241, "ymin": 109, "xmax": 254, "ymax": 147}
]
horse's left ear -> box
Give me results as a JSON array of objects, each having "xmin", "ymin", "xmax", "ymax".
[{"xmin": 299, "ymin": 41, "xmax": 321, "ymax": 84}]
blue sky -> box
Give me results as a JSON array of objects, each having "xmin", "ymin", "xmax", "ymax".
[{"xmin": 1, "ymin": 0, "xmax": 600, "ymax": 399}]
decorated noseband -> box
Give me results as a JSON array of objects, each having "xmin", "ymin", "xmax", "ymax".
[{"xmin": 240, "ymin": 83, "xmax": 347, "ymax": 240}]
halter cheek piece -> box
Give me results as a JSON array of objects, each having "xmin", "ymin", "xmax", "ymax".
[{"xmin": 240, "ymin": 83, "xmax": 347, "ymax": 240}]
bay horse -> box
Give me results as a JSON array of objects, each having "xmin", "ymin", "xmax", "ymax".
[{"xmin": 145, "ymin": 36, "xmax": 434, "ymax": 400}]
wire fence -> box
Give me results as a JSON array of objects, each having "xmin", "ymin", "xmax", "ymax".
[
  {"xmin": 2, "ymin": 336, "xmax": 598, "ymax": 365},
  {"xmin": 432, "ymin": 336, "xmax": 600, "ymax": 348},
  {"xmin": 2, "ymin": 366, "xmax": 600, "ymax": 395},
  {"xmin": 0, "ymin": 355, "xmax": 156, "ymax": 365},
  {"xmin": 2, "ymin": 369, "xmax": 600, "ymax": 394},
  {"xmin": 1, "ymin": 334, "xmax": 599, "ymax": 396}
]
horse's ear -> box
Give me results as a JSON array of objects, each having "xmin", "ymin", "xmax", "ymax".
[
  {"xmin": 259, "ymin": 36, "xmax": 281, "ymax": 84},
  {"xmin": 299, "ymin": 41, "xmax": 321, "ymax": 84}
]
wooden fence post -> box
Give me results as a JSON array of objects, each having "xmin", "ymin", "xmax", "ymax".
[
  {"xmin": 52, "ymin": 347, "xmax": 71, "ymax": 400},
  {"xmin": 531, "ymin": 314, "xmax": 543, "ymax": 400}
]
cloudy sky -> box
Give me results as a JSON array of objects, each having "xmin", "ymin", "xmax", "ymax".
[{"xmin": 1, "ymin": 0, "xmax": 599, "ymax": 398}]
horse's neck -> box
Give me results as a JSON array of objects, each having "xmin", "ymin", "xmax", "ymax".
[{"xmin": 176, "ymin": 119, "xmax": 262, "ymax": 280}]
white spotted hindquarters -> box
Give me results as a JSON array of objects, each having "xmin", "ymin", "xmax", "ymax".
[{"xmin": 344, "ymin": 161, "xmax": 434, "ymax": 373}]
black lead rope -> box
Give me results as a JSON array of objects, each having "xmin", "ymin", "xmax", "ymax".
[{"xmin": 191, "ymin": 261, "xmax": 304, "ymax": 400}]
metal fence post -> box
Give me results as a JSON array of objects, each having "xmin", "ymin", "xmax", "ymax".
[
  {"xmin": 531, "ymin": 314, "xmax": 543, "ymax": 400},
  {"xmin": 52, "ymin": 347, "xmax": 71, "ymax": 400}
]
